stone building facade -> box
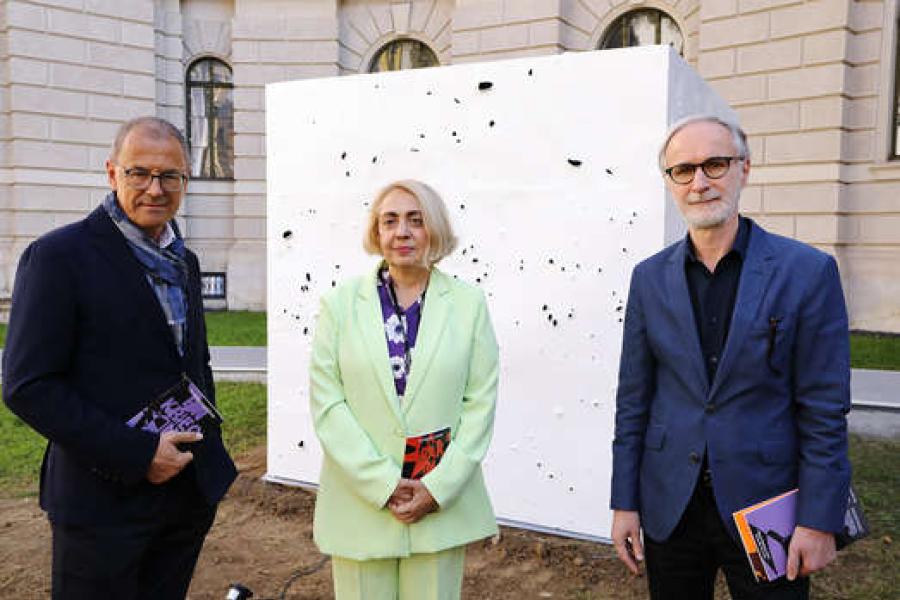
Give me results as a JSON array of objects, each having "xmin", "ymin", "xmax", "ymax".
[{"xmin": 0, "ymin": 0, "xmax": 897, "ymax": 331}]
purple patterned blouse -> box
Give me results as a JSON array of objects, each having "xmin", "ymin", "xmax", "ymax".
[{"xmin": 377, "ymin": 267, "xmax": 424, "ymax": 398}]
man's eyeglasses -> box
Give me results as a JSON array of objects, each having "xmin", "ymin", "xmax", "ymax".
[
  {"xmin": 664, "ymin": 156, "xmax": 745, "ymax": 185},
  {"xmin": 122, "ymin": 167, "xmax": 187, "ymax": 192}
]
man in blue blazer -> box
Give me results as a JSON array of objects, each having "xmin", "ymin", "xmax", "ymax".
[
  {"xmin": 2, "ymin": 117, "xmax": 236, "ymax": 599},
  {"xmin": 610, "ymin": 115, "xmax": 850, "ymax": 599}
]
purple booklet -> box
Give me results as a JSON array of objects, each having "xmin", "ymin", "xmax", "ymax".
[
  {"xmin": 733, "ymin": 489, "xmax": 797, "ymax": 582},
  {"xmin": 734, "ymin": 486, "xmax": 869, "ymax": 582},
  {"xmin": 126, "ymin": 375, "xmax": 223, "ymax": 434}
]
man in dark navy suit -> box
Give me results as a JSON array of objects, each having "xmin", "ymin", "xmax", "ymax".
[
  {"xmin": 3, "ymin": 117, "xmax": 237, "ymax": 599},
  {"xmin": 610, "ymin": 116, "xmax": 851, "ymax": 599}
]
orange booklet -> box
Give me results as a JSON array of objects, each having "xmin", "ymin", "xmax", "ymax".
[{"xmin": 402, "ymin": 427, "xmax": 450, "ymax": 479}]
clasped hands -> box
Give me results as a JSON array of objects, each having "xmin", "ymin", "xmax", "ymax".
[{"xmin": 386, "ymin": 478, "xmax": 438, "ymax": 524}]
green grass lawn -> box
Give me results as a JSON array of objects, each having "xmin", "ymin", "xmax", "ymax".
[
  {"xmin": 850, "ymin": 332, "xmax": 900, "ymax": 371},
  {"xmin": 203, "ymin": 311, "xmax": 266, "ymax": 346},
  {"xmin": 5, "ymin": 315, "xmax": 900, "ymax": 369},
  {"xmin": 0, "ymin": 381, "xmax": 266, "ymax": 496}
]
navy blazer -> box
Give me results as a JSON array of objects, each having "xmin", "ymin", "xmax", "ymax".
[
  {"xmin": 610, "ymin": 218, "xmax": 851, "ymax": 542},
  {"xmin": 2, "ymin": 206, "xmax": 237, "ymax": 526}
]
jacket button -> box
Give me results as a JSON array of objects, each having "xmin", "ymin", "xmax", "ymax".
[
  {"xmin": 705, "ymin": 403, "xmax": 715, "ymax": 414},
  {"xmin": 689, "ymin": 452, "xmax": 701, "ymax": 464},
  {"xmin": 394, "ymin": 428, "xmax": 404, "ymax": 437}
]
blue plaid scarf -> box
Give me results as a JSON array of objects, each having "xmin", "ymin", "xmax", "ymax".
[{"xmin": 103, "ymin": 192, "xmax": 188, "ymax": 354}]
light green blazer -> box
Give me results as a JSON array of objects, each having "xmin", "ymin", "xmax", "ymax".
[{"xmin": 310, "ymin": 264, "xmax": 500, "ymax": 560}]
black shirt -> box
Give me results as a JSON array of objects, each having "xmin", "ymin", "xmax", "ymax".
[{"xmin": 684, "ymin": 216, "xmax": 751, "ymax": 385}]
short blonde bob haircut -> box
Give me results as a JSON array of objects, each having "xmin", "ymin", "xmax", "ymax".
[{"xmin": 363, "ymin": 179, "xmax": 458, "ymax": 266}]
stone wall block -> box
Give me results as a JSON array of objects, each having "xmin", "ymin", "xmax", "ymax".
[
  {"xmin": 283, "ymin": 16, "xmax": 338, "ymax": 39},
  {"xmin": 794, "ymin": 214, "xmax": 838, "ymax": 244},
  {"xmin": 736, "ymin": 101, "xmax": 799, "ymax": 133},
  {"xmin": 752, "ymin": 213, "xmax": 795, "ymax": 237},
  {"xmin": 10, "ymin": 85, "xmax": 86, "ymax": 117},
  {"xmin": 799, "ymin": 95, "xmax": 844, "ymax": 129},
  {"xmin": 88, "ymin": 42, "xmax": 155, "ymax": 73},
  {"xmin": 844, "ymin": 96, "xmax": 876, "ymax": 129},
  {"xmin": 452, "ymin": 29, "xmax": 479, "ymax": 56},
  {"xmin": 11, "ymin": 113, "xmax": 51, "ymax": 139},
  {"xmin": 769, "ymin": 0, "xmax": 849, "ymax": 39},
  {"xmin": 31, "ymin": 0, "xmax": 83, "ymax": 12},
  {"xmin": 233, "ymin": 109, "xmax": 265, "ymax": 135},
  {"xmin": 848, "ymin": 1, "xmax": 884, "ymax": 31},
  {"xmin": 844, "ymin": 63, "xmax": 878, "ymax": 97},
  {"xmin": 452, "ymin": 0, "xmax": 504, "ymax": 30},
  {"xmin": 738, "ymin": 0, "xmax": 803, "ymax": 15},
  {"xmin": 762, "ymin": 182, "xmax": 842, "ymax": 213},
  {"xmin": 700, "ymin": 0, "xmax": 738, "ymax": 21},
  {"xmin": 528, "ymin": 19, "xmax": 561, "ymax": 47},
  {"xmin": 7, "ymin": 2, "xmax": 46, "ymax": 30},
  {"xmin": 737, "ymin": 37, "xmax": 801, "ymax": 73},
  {"xmin": 85, "ymin": 0, "xmax": 154, "ymax": 22},
  {"xmin": 478, "ymin": 22, "xmax": 529, "ymax": 52},
  {"xmin": 8, "ymin": 29, "xmax": 87, "ymax": 63},
  {"xmin": 503, "ymin": 0, "xmax": 560, "ymax": 22},
  {"xmin": 86, "ymin": 94, "xmax": 154, "ymax": 120},
  {"xmin": 739, "ymin": 184, "xmax": 762, "ymax": 212},
  {"xmin": 699, "ymin": 12, "xmax": 769, "ymax": 50},
  {"xmin": 802, "ymin": 29, "xmax": 847, "ymax": 65},
  {"xmin": 767, "ymin": 63, "xmax": 845, "ymax": 101},
  {"xmin": 283, "ymin": 63, "xmax": 339, "ymax": 79},
  {"xmin": 858, "ymin": 214, "xmax": 900, "ymax": 243},
  {"xmin": 123, "ymin": 73, "xmax": 155, "ymax": 99},
  {"xmin": 764, "ymin": 129, "xmax": 843, "ymax": 163},
  {"xmin": 50, "ymin": 63, "xmax": 124, "ymax": 95},
  {"xmin": 9, "ymin": 57, "xmax": 49, "ymax": 85},
  {"xmin": 12, "ymin": 139, "xmax": 91, "ymax": 170},
  {"xmin": 708, "ymin": 73, "xmax": 767, "ymax": 104},
  {"xmin": 50, "ymin": 116, "xmax": 118, "ymax": 144},
  {"xmin": 843, "ymin": 129, "xmax": 874, "ymax": 162},
  {"xmin": 846, "ymin": 29, "xmax": 882, "ymax": 64},
  {"xmin": 47, "ymin": 8, "xmax": 121, "ymax": 44},
  {"xmin": 698, "ymin": 48, "xmax": 735, "ymax": 78}
]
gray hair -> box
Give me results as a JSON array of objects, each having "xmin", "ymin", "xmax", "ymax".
[
  {"xmin": 109, "ymin": 116, "xmax": 191, "ymax": 171},
  {"xmin": 658, "ymin": 115, "xmax": 749, "ymax": 172}
]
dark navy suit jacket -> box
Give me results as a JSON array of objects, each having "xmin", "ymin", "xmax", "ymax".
[
  {"xmin": 2, "ymin": 206, "xmax": 237, "ymax": 525},
  {"xmin": 610, "ymin": 218, "xmax": 851, "ymax": 541}
]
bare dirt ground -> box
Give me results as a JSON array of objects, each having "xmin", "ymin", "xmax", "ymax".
[{"xmin": 0, "ymin": 447, "xmax": 890, "ymax": 599}]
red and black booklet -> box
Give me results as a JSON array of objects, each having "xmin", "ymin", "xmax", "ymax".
[{"xmin": 402, "ymin": 427, "xmax": 451, "ymax": 479}]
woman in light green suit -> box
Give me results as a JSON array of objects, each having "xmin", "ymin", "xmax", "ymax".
[{"xmin": 309, "ymin": 179, "xmax": 500, "ymax": 599}]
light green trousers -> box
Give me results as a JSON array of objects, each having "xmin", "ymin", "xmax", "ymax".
[{"xmin": 331, "ymin": 546, "xmax": 466, "ymax": 600}]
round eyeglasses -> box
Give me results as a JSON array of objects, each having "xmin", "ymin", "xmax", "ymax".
[
  {"xmin": 122, "ymin": 167, "xmax": 187, "ymax": 192},
  {"xmin": 664, "ymin": 156, "xmax": 745, "ymax": 185}
]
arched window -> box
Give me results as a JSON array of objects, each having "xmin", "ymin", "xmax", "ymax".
[
  {"xmin": 186, "ymin": 57, "xmax": 234, "ymax": 179},
  {"xmin": 599, "ymin": 9, "xmax": 684, "ymax": 55},
  {"xmin": 369, "ymin": 38, "xmax": 439, "ymax": 73}
]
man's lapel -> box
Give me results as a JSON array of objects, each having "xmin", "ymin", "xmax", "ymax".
[
  {"xmin": 710, "ymin": 221, "xmax": 775, "ymax": 399},
  {"xmin": 356, "ymin": 266, "xmax": 404, "ymax": 421},
  {"xmin": 401, "ymin": 268, "xmax": 450, "ymax": 414},
  {"xmin": 665, "ymin": 241, "xmax": 709, "ymax": 398},
  {"xmin": 85, "ymin": 206, "xmax": 179, "ymax": 360}
]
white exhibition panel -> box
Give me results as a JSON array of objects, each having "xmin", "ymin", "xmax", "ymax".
[{"xmin": 266, "ymin": 46, "xmax": 734, "ymax": 541}]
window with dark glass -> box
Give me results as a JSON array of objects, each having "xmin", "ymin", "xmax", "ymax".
[
  {"xmin": 369, "ymin": 39, "xmax": 439, "ymax": 73},
  {"xmin": 186, "ymin": 57, "xmax": 234, "ymax": 179},
  {"xmin": 599, "ymin": 9, "xmax": 684, "ymax": 55}
]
